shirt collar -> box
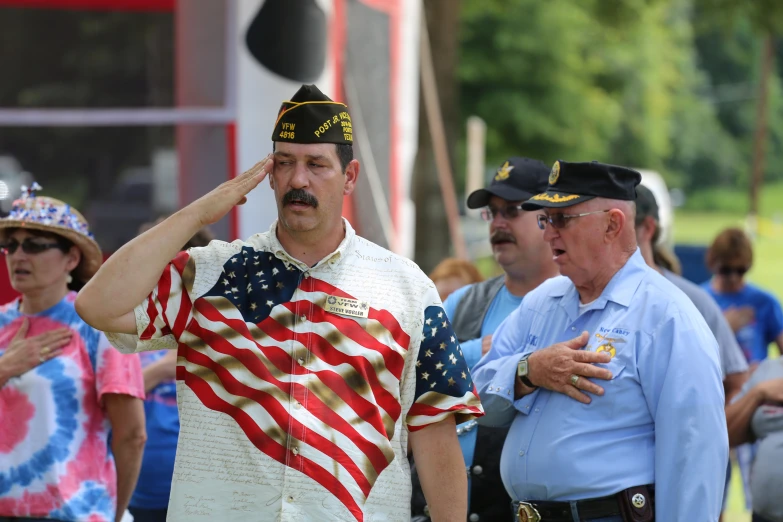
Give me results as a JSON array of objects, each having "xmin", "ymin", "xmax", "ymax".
[
  {"xmin": 548, "ymin": 248, "xmax": 648, "ymax": 311},
  {"xmin": 264, "ymin": 217, "xmax": 356, "ymax": 271}
]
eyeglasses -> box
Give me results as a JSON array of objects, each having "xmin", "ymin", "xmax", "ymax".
[
  {"xmin": 0, "ymin": 238, "xmax": 66, "ymax": 255},
  {"xmin": 718, "ymin": 265, "xmax": 749, "ymax": 277},
  {"xmin": 480, "ymin": 204, "xmax": 525, "ymax": 222},
  {"xmin": 536, "ymin": 209, "xmax": 611, "ymax": 230}
]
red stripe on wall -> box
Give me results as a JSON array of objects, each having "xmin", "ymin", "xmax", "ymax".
[
  {"xmin": 0, "ymin": 0, "xmax": 175, "ymax": 11},
  {"xmin": 226, "ymin": 122, "xmax": 240, "ymax": 241}
]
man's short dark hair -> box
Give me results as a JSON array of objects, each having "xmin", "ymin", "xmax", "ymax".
[
  {"xmin": 272, "ymin": 142, "xmax": 353, "ymax": 173},
  {"xmin": 335, "ymin": 143, "xmax": 353, "ymax": 173}
]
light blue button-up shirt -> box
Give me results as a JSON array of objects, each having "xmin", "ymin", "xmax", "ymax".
[{"xmin": 472, "ymin": 250, "xmax": 728, "ymax": 522}]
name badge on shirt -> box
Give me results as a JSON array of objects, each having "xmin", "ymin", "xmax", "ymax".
[{"xmin": 324, "ymin": 295, "xmax": 370, "ymax": 319}]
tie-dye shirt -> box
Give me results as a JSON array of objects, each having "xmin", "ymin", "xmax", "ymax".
[{"xmin": 0, "ymin": 292, "xmax": 144, "ymax": 522}]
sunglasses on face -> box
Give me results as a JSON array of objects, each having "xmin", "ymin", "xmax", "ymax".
[
  {"xmin": 0, "ymin": 238, "xmax": 66, "ymax": 255},
  {"xmin": 536, "ymin": 209, "xmax": 610, "ymax": 230},
  {"xmin": 480, "ymin": 204, "xmax": 525, "ymax": 222},
  {"xmin": 717, "ymin": 265, "xmax": 749, "ymax": 277}
]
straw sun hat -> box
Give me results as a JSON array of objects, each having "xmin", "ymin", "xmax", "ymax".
[{"xmin": 0, "ymin": 183, "xmax": 102, "ymax": 282}]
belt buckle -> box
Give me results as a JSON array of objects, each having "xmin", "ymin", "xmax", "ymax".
[{"xmin": 516, "ymin": 502, "xmax": 542, "ymax": 522}]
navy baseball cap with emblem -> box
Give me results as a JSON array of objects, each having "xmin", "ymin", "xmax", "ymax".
[
  {"xmin": 522, "ymin": 160, "xmax": 642, "ymax": 210},
  {"xmin": 466, "ymin": 157, "xmax": 550, "ymax": 209}
]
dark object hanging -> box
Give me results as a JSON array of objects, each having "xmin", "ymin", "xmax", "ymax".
[{"xmin": 244, "ymin": 0, "xmax": 327, "ymax": 83}]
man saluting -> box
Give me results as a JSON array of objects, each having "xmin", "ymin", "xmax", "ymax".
[{"xmin": 76, "ymin": 85, "xmax": 483, "ymax": 522}]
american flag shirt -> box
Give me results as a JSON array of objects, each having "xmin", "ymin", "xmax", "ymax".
[{"xmin": 108, "ymin": 220, "xmax": 483, "ymax": 522}]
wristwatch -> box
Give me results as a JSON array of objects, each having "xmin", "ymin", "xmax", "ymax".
[{"xmin": 516, "ymin": 354, "xmax": 536, "ymax": 388}]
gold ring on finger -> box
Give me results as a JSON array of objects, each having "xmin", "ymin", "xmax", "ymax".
[{"xmin": 570, "ymin": 374, "xmax": 580, "ymax": 387}]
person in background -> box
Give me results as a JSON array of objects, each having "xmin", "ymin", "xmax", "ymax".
[
  {"xmin": 127, "ymin": 220, "xmax": 214, "ymax": 522},
  {"xmin": 429, "ymin": 258, "xmax": 484, "ymax": 302},
  {"xmin": 412, "ymin": 157, "xmax": 557, "ymax": 522},
  {"xmin": 725, "ymin": 356, "xmax": 783, "ymax": 522},
  {"xmin": 0, "ymin": 184, "xmax": 145, "ymax": 522},
  {"xmin": 703, "ymin": 227, "xmax": 783, "ymax": 513},
  {"xmin": 635, "ymin": 186, "xmax": 748, "ymax": 401},
  {"xmin": 703, "ymin": 227, "xmax": 783, "ymax": 369},
  {"xmin": 635, "ymin": 185, "xmax": 749, "ymax": 519}
]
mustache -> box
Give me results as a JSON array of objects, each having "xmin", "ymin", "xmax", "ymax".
[
  {"xmin": 490, "ymin": 231, "xmax": 516, "ymax": 244},
  {"xmin": 282, "ymin": 189, "xmax": 319, "ymax": 208}
]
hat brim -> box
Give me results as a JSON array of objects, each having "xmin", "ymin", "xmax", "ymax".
[
  {"xmin": 0, "ymin": 221, "xmax": 102, "ymax": 283},
  {"xmin": 521, "ymin": 192, "xmax": 595, "ymax": 210},
  {"xmin": 467, "ymin": 186, "xmax": 537, "ymax": 209}
]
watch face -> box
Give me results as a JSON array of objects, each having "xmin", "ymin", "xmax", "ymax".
[{"xmin": 517, "ymin": 358, "xmax": 528, "ymax": 377}]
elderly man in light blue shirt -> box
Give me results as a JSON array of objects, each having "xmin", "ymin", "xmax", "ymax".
[{"xmin": 472, "ymin": 160, "xmax": 728, "ymax": 522}]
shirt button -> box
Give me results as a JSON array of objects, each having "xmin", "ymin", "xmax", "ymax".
[
  {"xmin": 525, "ymin": 405, "xmax": 530, "ymax": 410},
  {"xmin": 519, "ymin": 450, "xmax": 525, "ymax": 457},
  {"xmin": 297, "ymin": 357, "xmax": 305, "ymax": 365},
  {"xmin": 471, "ymin": 465, "xmax": 483, "ymax": 475},
  {"xmin": 292, "ymin": 447, "xmax": 299, "ymax": 456},
  {"xmin": 287, "ymin": 495, "xmax": 294, "ymax": 502},
  {"xmin": 294, "ymin": 401, "xmax": 302, "ymax": 409},
  {"xmin": 469, "ymin": 514, "xmax": 480, "ymax": 522},
  {"xmin": 571, "ymin": 326, "xmax": 576, "ymax": 331},
  {"xmin": 534, "ymin": 408, "xmax": 540, "ymax": 413}
]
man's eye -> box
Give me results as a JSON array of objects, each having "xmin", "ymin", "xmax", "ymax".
[{"xmin": 309, "ymin": 163, "xmax": 323, "ymax": 168}]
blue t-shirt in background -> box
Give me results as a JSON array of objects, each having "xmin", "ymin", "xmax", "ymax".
[
  {"xmin": 130, "ymin": 351, "xmax": 180, "ymax": 510},
  {"xmin": 443, "ymin": 283, "xmax": 524, "ymax": 471},
  {"xmin": 702, "ymin": 281, "xmax": 783, "ymax": 363}
]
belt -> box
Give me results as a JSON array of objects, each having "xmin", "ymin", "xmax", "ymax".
[{"xmin": 513, "ymin": 496, "xmax": 621, "ymax": 522}]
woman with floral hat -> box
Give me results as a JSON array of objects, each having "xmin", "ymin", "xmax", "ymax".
[{"xmin": 0, "ymin": 184, "xmax": 146, "ymax": 522}]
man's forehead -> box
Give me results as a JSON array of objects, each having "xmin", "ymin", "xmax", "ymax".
[{"xmin": 274, "ymin": 142, "xmax": 337, "ymax": 160}]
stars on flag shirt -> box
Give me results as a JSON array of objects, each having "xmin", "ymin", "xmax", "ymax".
[{"xmin": 107, "ymin": 220, "xmax": 483, "ymax": 522}]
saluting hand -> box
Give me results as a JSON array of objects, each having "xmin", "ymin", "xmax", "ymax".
[
  {"xmin": 191, "ymin": 154, "xmax": 274, "ymax": 227},
  {"xmin": 526, "ymin": 331, "xmax": 613, "ymax": 404},
  {"xmin": 0, "ymin": 318, "xmax": 72, "ymax": 379}
]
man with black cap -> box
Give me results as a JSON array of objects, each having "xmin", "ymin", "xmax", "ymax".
[
  {"xmin": 412, "ymin": 157, "xmax": 558, "ymax": 521},
  {"xmin": 472, "ymin": 160, "xmax": 728, "ymax": 521},
  {"xmin": 76, "ymin": 84, "xmax": 483, "ymax": 522}
]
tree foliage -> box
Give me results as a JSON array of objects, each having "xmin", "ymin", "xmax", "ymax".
[{"xmin": 458, "ymin": 0, "xmax": 782, "ymax": 193}]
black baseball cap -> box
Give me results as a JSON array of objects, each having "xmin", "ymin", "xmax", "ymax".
[
  {"xmin": 466, "ymin": 157, "xmax": 550, "ymax": 209},
  {"xmin": 522, "ymin": 160, "xmax": 642, "ymax": 210}
]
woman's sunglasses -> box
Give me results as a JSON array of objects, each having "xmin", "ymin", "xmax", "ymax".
[
  {"xmin": 0, "ymin": 238, "xmax": 67, "ymax": 255},
  {"xmin": 717, "ymin": 265, "xmax": 749, "ymax": 277}
]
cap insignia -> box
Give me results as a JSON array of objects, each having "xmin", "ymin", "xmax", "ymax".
[
  {"xmin": 549, "ymin": 161, "xmax": 560, "ymax": 185},
  {"xmin": 494, "ymin": 161, "xmax": 514, "ymax": 181}
]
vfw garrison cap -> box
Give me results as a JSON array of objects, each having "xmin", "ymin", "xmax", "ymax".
[{"xmin": 272, "ymin": 84, "xmax": 353, "ymax": 145}]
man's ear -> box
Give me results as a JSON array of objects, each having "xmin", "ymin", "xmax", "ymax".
[
  {"xmin": 343, "ymin": 159, "xmax": 360, "ymax": 196},
  {"xmin": 605, "ymin": 208, "xmax": 625, "ymax": 242},
  {"xmin": 268, "ymin": 172, "xmax": 275, "ymax": 189}
]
